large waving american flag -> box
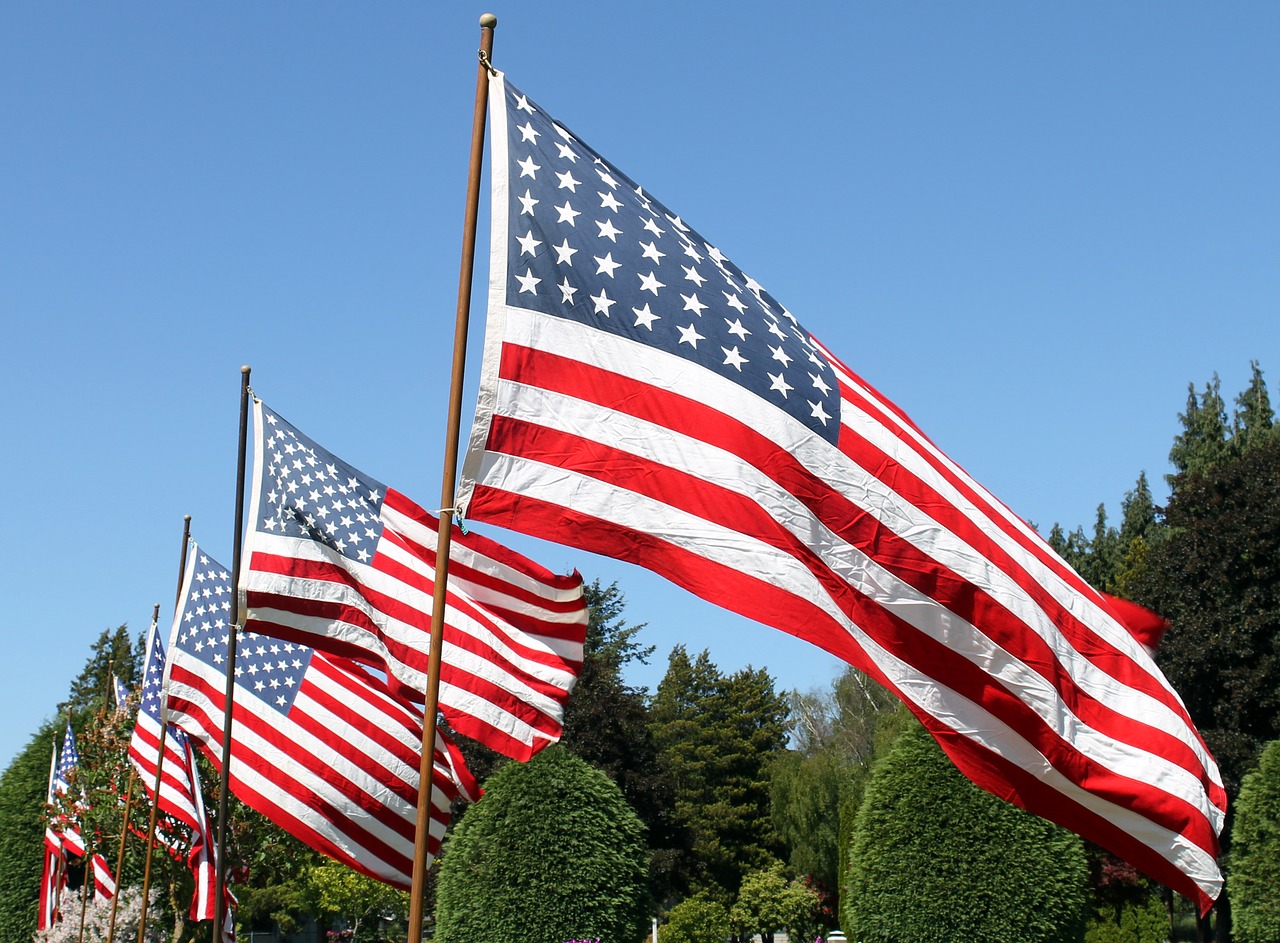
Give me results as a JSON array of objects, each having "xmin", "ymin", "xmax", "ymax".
[
  {"xmin": 162, "ymin": 545, "xmax": 481, "ymax": 888},
  {"xmin": 456, "ymin": 71, "xmax": 1228, "ymax": 910},
  {"xmin": 240, "ymin": 399, "xmax": 589, "ymax": 760}
]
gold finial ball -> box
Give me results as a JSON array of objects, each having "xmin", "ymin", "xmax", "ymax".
[
  {"xmin": 480, "ymin": 13, "xmax": 497, "ymax": 28},
  {"xmin": 241, "ymin": 364, "xmax": 251, "ymax": 375}
]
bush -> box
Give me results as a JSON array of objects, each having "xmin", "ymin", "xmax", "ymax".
[
  {"xmin": 662, "ymin": 894, "xmax": 731, "ymax": 943},
  {"xmin": 1085, "ymin": 895, "xmax": 1169, "ymax": 943},
  {"xmin": 435, "ymin": 746, "xmax": 649, "ymax": 943},
  {"xmin": 1231, "ymin": 739, "xmax": 1280, "ymax": 943},
  {"xmin": 845, "ymin": 722, "xmax": 1090, "ymax": 943}
]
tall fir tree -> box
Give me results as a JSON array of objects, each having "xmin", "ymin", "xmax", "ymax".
[
  {"xmin": 1168, "ymin": 374, "xmax": 1231, "ymax": 482},
  {"xmin": 1231, "ymin": 360, "xmax": 1275, "ymax": 456}
]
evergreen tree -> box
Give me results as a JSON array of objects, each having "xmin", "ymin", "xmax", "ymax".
[
  {"xmin": 845, "ymin": 722, "xmax": 1089, "ymax": 943},
  {"xmin": 1230, "ymin": 739, "xmax": 1280, "ymax": 943},
  {"xmin": 0, "ymin": 723, "xmax": 59, "ymax": 943},
  {"xmin": 1231, "ymin": 360, "xmax": 1275, "ymax": 456},
  {"xmin": 1168, "ymin": 374, "xmax": 1231, "ymax": 482},
  {"xmin": 60, "ymin": 624, "xmax": 140, "ymax": 717},
  {"xmin": 435, "ymin": 746, "xmax": 649, "ymax": 943},
  {"xmin": 651, "ymin": 648, "xmax": 788, "ymax": 901}
]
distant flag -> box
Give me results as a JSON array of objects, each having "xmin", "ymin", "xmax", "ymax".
[
  {"xmin": 45, "ymin": 722, "xmax": 115, "ymax": 901},
  {"xmin": 239, "ymin": 399, "xmax": 589, "ymax": 760},
  {"xmin": 163, "ymin": 544, "xmax": 482, "ymax": 887},
  {"xmin": 126, "ymin": 612, "xmax": 218, "ymax": 920},
  {"xmin": 38, "ymin": 743, "xmax": 64, "ymax": 930},
  {"xmin": 456, "ymin": 71, "xmax": 1227, "ymax": 911},
  {"xmin": 112, "ymin": 673, "xmax": 131, "ymax": 714}
]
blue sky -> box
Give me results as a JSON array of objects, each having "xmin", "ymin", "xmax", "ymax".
[{"xmin": 2, "ymin": 3, "xmax": 1277, "ymax": 769}]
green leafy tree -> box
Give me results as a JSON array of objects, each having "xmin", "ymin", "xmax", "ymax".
[
  {"xmin": 845, "ymin": 722, "xmax": 1090, "ymax": 943},
  {"xmin": 306, "ymin": 862, "xmax": 407, "ymax": 942},
  {"xmin": 1230, "ymin": 739, "xmax": 1280, "ymax": 943},
  {"xmin": 729, "ymin": 862, "xmax": 821, "ymax": 943},
  {"xmin": 435, "ymin": 745, "xmax": 650, "ymax": 943},
  {"xmin": 1169, "ymin": 374, "xmax": 1231, "ymax": 482},
  {"xmin": 1231, "ymin": 361, "xmax": 1275, "ymax": 456},
  {"xmin": 661, "ymin": 894, "xmax": 731, "ymax": 943},
  {"xmin": 651, "ymin": 647, "xmax": 789, "ymax": 901}
]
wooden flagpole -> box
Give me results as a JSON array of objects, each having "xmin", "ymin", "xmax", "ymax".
[
  {"xmin": 104, "ymin": 604, "xmax": 157, "ymax": 943},
  {"xmin": 136, "ymin": 514, "xmax": 191, "ymax": 943},
  {"xmin": 214, "ymin": 366, "xmax": 252, "ymax": 943},
  {"xmin": 405, "ymin": 15, "xmax": 496, "ymax": 943}
]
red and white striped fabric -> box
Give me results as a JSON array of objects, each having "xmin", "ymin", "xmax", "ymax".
[
  {"xmin": 240, "ymin": 400, "xmax": 589, "ymax": 760},
  {"xmin": 165, "ymin": 546, "xmax": 482, "ymax": 888},
  {"xmin": 458, "ymin": 72, "xmax": 1227, "ymax": 911}
]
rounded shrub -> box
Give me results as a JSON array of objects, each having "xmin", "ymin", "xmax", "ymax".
[
  {"xmin": 845, "ymin": 722, "xmax": 1090, "ymax": 943},
  {"xmin": 435, "ymin": 746, "xmax": 650, "ymax": 943},
  {"xmin": 662, "ymin": 894, "xmax": 731, "ymax": 943}
]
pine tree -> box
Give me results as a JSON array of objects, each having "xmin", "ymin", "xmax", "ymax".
[
  {"xmin": 1168, "ymin": 374, "xmax": 1231, "ymax": 482},
  {"xmin": 1232, "ymin": 360, "xmax": 1275, "ymax": 456}
]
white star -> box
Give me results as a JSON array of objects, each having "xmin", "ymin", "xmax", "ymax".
[
  {"xmin": 809, "ymin": 400, "xmax": 832, "ymax": 425},
  {"xmin": 517, "ymin": 155, "xmax": 541, "ymax": 179},
  {"xmin": 722, "ymin": 346, "xmax": 748, "ymax": 371},
  {"xmin": 599, "ymin": 191, "xmax": 622, "ymax": 212},
  {"xmin": 553, "ymin": 238, "xmax": 578, "ymax": 265},
  {"xmin": 810, "ymin": 373, "xmax": 832, "ymax": 395},
  {"xmin": 632, "ymin": 304, "xmax": 660, "ymax": 330},
  {"xmin": 515, "ymin": 94, "xmax": 535, "ymax": 114},
  {"xmin": 555, "ymin": 201, "xmax": 581, "ymax": 226},
  {"xmin": 556, "ymin": 142, "xmax": 578, "ymax": 162},
  {"xmin": 638, "ymin": 271, "xmax": 665, "ymax": 295},
  {"xmin": 518, "ymin": 189, "xmax": 539, "ymax": 215},
  {"xmin": 517, "ymin": 121, "xmax": 540, "ymax": 144},
  {"xmin": 745, "ymin": 275, "xmax": 765, "ymax": 295},
  {"xmin": 677, "ymin": 323, "xmax": 705, "ymax": 348},
  {"xmin": 769, "ymin": 372, "xmax": 793, "ymax": 398},
  {"xmin": 516, "ymin": 269, "xmax": 541, "ymax": 294},
  {"xmin": 558, "ymin": 278, "xmax": 578, "ymax": 305},
  {"xmin": 770, "ymin": 345, "xmax": 793, "ymax": 367},
  {"xmin": 723, "ymin": 292, "xmax": 748, "ymax": 314},
  {"xmin": 682, "ymin": 243, "xmax": 704, "ymax": 263},
  {"xmin": 594, "ymin": 253, "xmax": 621, "ymax": 278},
  {"xmin": 516, "ymin": 231, "xmax": 542, "ymax": 256},
  {"xmin": 596, "ymin": 218, "xmax": 622, "ymax": 242},
  {"xmin": 682, "ymin": 265, "xmax": 706, "ymax": 287},
  {"xmin": 681, "ymin": 293, "xmax": 708, "ymax": 316},
  {"xmin": 596, "ymin": 167, "xmax": 619, "ymax": 190},
  {"xmin": 640, "ymin": 241, "xmax": 666, "ymax": 263},
  {"xmin": 556, "ymin": 170, "xmax": 582, "ymax": 192},
  {"xmin": 766, "ymin": 320, "xmax": 788, "ymax": 341},
  {"xmin": 590, "ymin": 289, "xmax": 616, "ymax": 316},
  {"xmin": 725, "ymin": 318, "xmax": 751, "ymax": 340},
  {"xmin": 641, "ymin": 217, "xmax": 665, "ymax": 237}
]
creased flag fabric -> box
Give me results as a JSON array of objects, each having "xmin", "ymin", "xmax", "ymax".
[
  {"xmin": 239, "ymin": 399, "xmax": 589, "ymax": 760},
  {"xmin": 127, "ymin": 613, "xmax": 218, "ymax": 920},
  {"xmin": 163, "ymin": 545, "xmax": 482, "ymax": 888},
  {"xmin": 456, "ymin": 71, "xmax": 1228, "ymax": 910},
  {"xmin": 39, "ymin": 744, "xmax": 63, "ymax": 929}
]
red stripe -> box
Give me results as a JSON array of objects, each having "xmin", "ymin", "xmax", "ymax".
[{"xmin": 486, "ymin": 345, "xmax": 1216, "ymax": 790}]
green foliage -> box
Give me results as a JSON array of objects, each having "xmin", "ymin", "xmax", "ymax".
[
  {"xmin": 651, "ymin": 647, "xmax": 789, "ymax": 901},
  {"xmin": 845, "ymin": 722, "xmax": 1089, "ymax": 943},
  {"xmin": 1230, "ymin": 739, "xmax": 1280, "ymax": 943},
  {"xmin": 60, "ymin": 624, "xmax": 140, "ymax": 718},
  {"xmin": 1134, "ymin": 436, "xmax": 1280, "ymax": 793},
  {"xmin": 1169, "ymin": 374, "xmax": 1231, "ymax": 482},
  {"xmin": 435, "ymin": 745, "xmax": 650, "ymax": 943},
  {"xmin": 662, "ymin": 894, "xmax": 731, "ymax": 943},
  {"xmin": 306, "ymin": 862, "xmax": 407, "ymax": 939},
  {"xmin": 1231, "ymin": 361, "xmax": 1276, "ymax": 455},
  {"xmin": 729, "ymin": 862, "xmax": 821, "ymax": 943},
  {"xmin": 0, "ymin": 723, "xmax": 59, "ymax": 943},
  {"xmin": 1084, "ymin": 894, "xmax": 1169, "ymax": 943}
]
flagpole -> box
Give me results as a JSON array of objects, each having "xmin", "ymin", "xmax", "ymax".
[
  {"xmin": 137, "ymin": 515, "xmax": 191, "ymax": 943},
  {"xmin": 406, "ymin": 15, "xmax": 496, "ymax": 943},
  {"xmin": 104, "ymin": 603, "xmax": 156, "ymax": 943},
  {"xmin": 215, "ymin": 367, "xmax": 251, "ymax": 943}
]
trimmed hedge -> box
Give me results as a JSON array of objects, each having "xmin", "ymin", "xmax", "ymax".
[{"xmin": 1231, "ymin": 739, "xmax": 1280, "ymax": 943}]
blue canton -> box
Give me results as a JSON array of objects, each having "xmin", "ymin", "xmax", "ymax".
[
  {"xmin": 255, "ymin": 404, "xmax": 389, "ymax": 566},
  {"xmin": 501, "ymin": 79, "xmax": 841, "ymax": 445},
  {"xmin": 54, "ymin": 723, "xmax": 78, "ymax": 793},
  {"xmin": 175, "ymin": 548, "xmax": 314, "ymax": 716}
]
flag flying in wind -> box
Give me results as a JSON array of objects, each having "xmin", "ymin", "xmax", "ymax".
[
  {"xmin": 239, "ymin": 398, "xmax": 589, "ymax": 760},
  {"xmin": 456, "ymin": 71, "xmax": 1228, "ymax": 910},
  {"xmin": 45, "ymin": 722, "xmax": 116, "ymax": 901},
  {"xmin": 163, "ymin": 544, "xmax": 482, "ymax": 888},
  {"xmin": 39, "ymin": 744, "xmax": 64, "ymax": 930},
  {"xmin": 127, "ymin": 613, "xmax": 218, "ymax": 920}
]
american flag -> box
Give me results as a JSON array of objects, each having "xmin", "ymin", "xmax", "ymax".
[
  {"xmin": 38, "ymin": 743, "xmax": 63, "ymax": 930},
  {"xmin": 240, "ymin": 399, "xmax": 589, "ymax": 761},
  {"xmin": 162, "ymin": 545, "xmax": 481, "ymax": 888},
  {"xmin": 44, "ymin": 722, "xmax": 116, "ymax": 902},
  {"xmin": 127, "ymin": 614, "xmax": 218, "ymax": 920},
  {"xmin": 456, "ymin": 72, "xmax": 1228, "ymax": 910}
]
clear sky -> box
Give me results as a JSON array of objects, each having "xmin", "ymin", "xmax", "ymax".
[{"xmin": 2, "ymin": 3, "xmax": 1277, "ymax": 770}]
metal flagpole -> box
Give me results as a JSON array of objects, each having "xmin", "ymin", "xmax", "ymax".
[
  {"xmin": 214, "ymin": 366, "xmax": 252, "ymax": 943},
  {"xmin": 137, "ymin": 514, "xmax": 191, "ymax": 943},
  {"xmin": 406, "ymin": 15, "xmax": 496, "ymax": 943},
  {"xmin": 104, "ymin": 604, "xmax": 157, "ymax": 943}
]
